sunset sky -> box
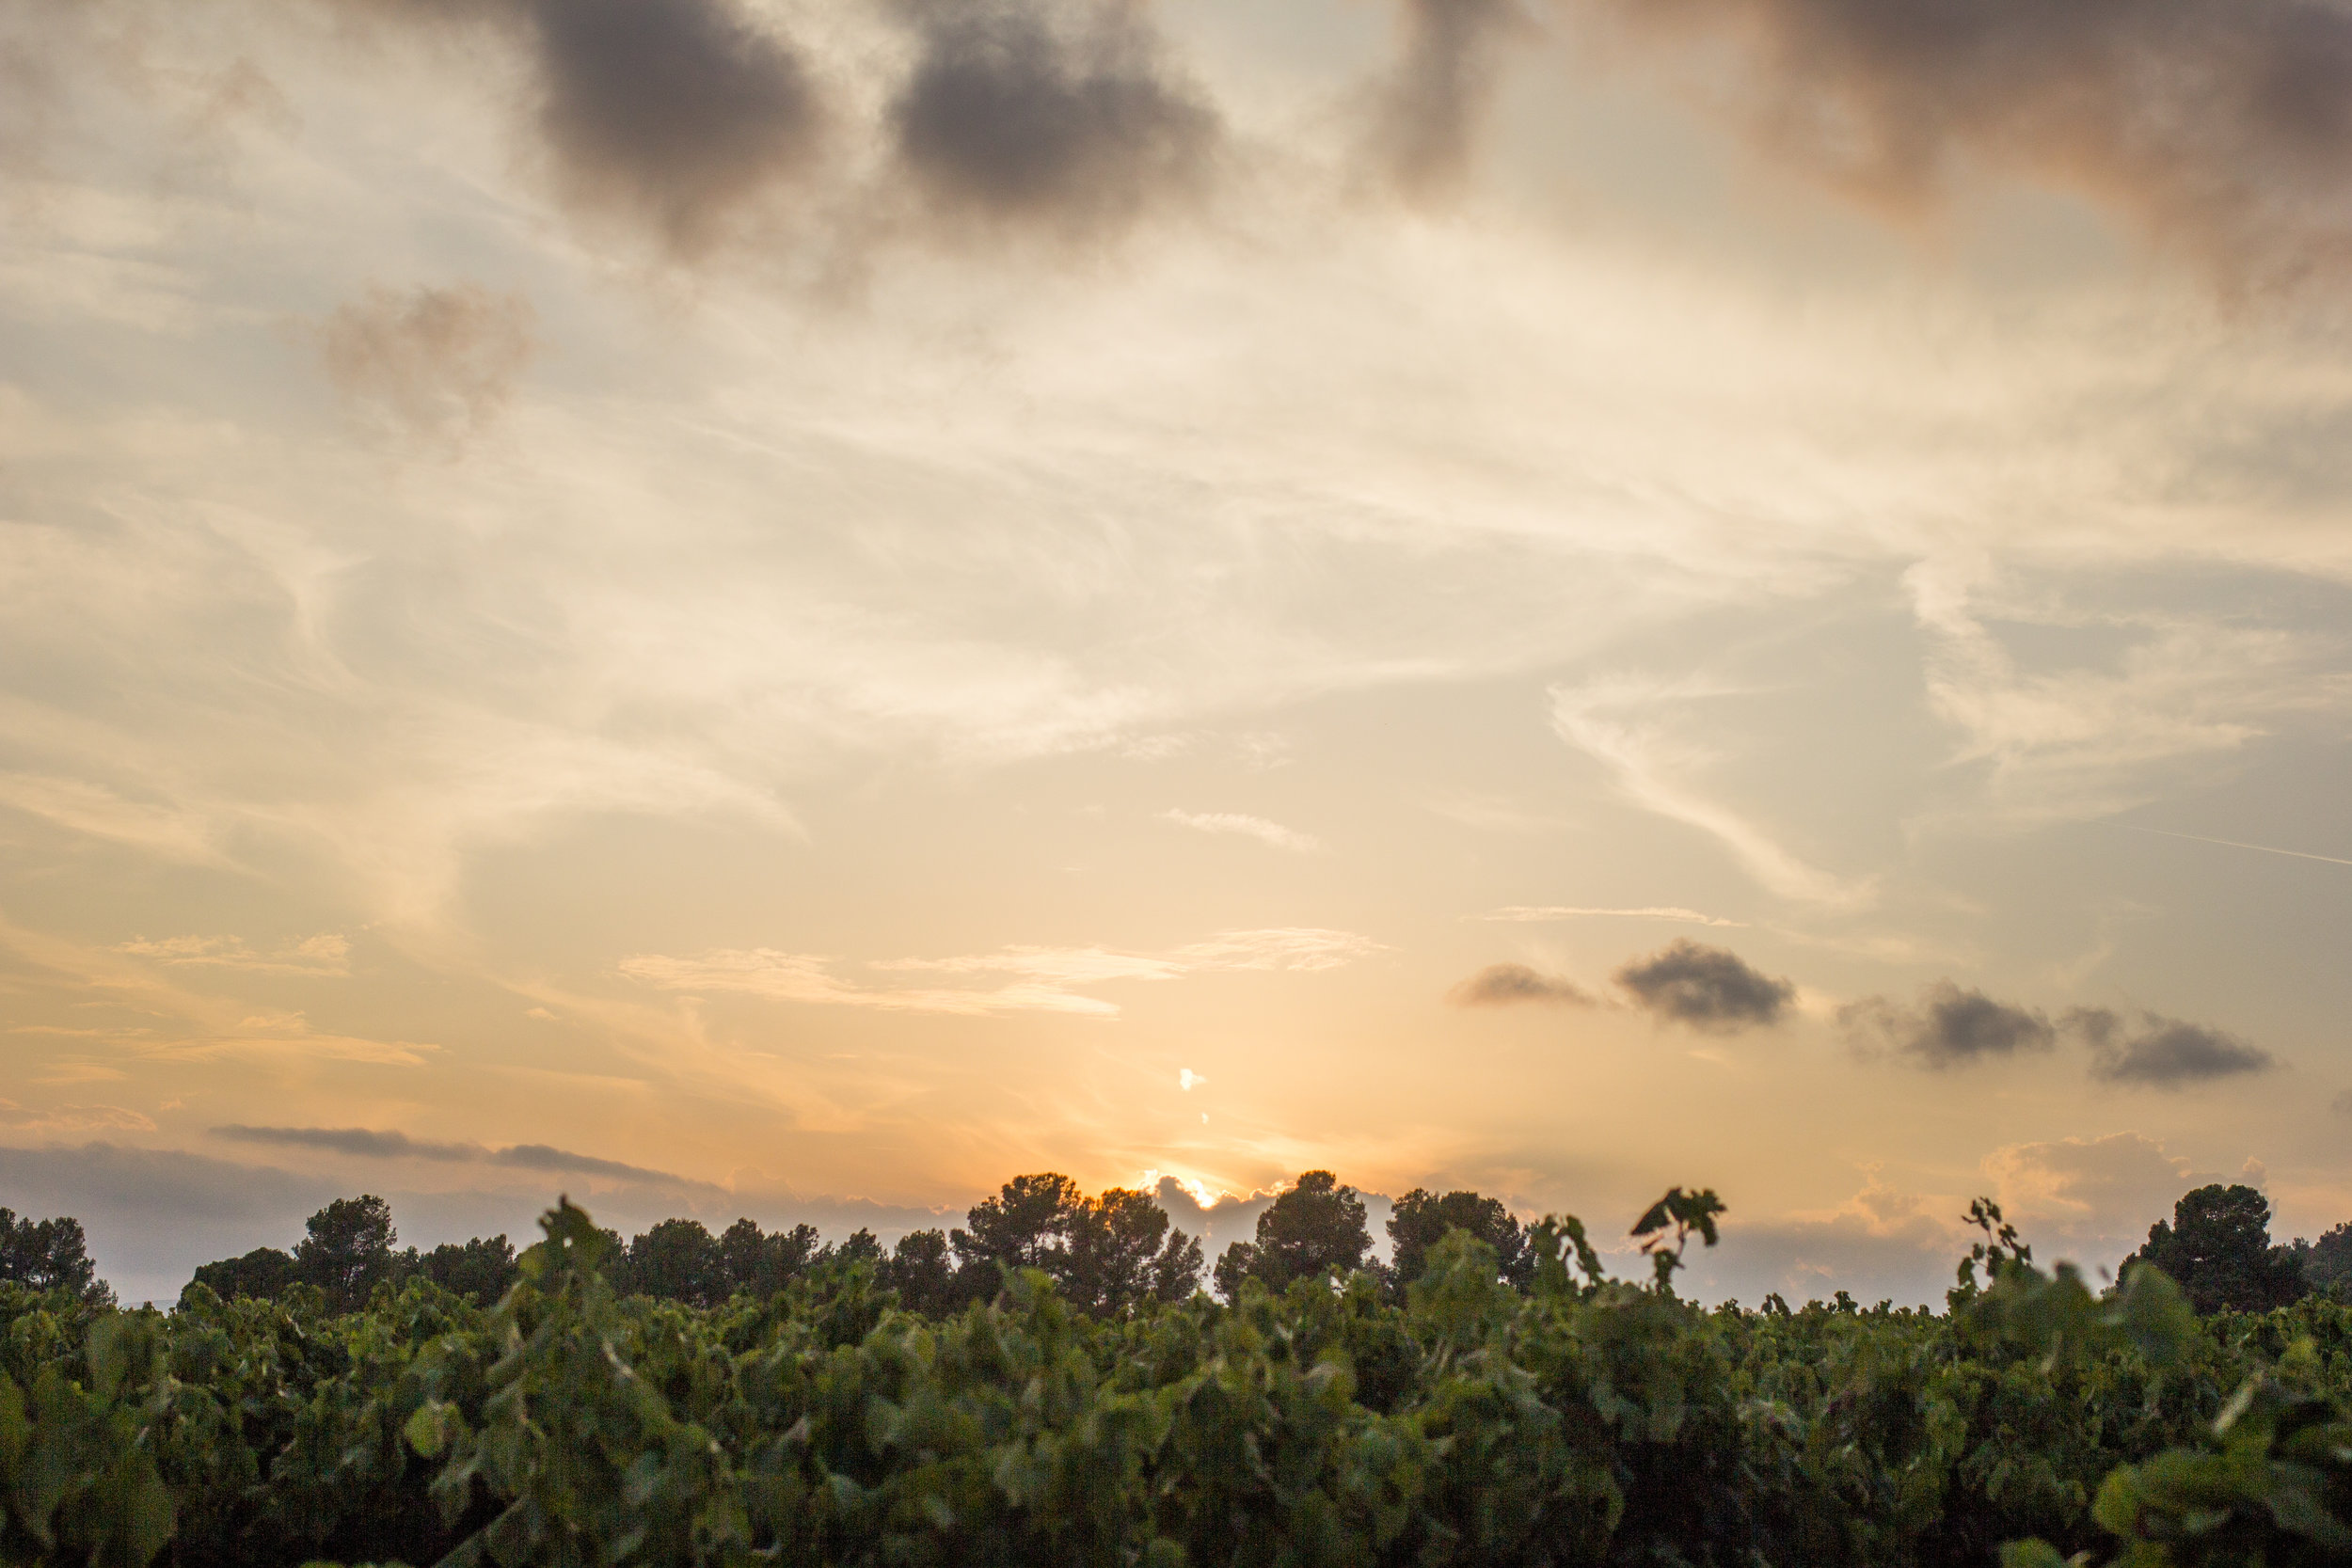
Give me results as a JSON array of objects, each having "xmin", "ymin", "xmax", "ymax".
[{"xmin": 5, "ymin": 0, "xmax": 2351, "ymax": 1308}]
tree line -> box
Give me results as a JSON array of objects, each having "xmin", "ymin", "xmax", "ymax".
[
  {"xmin": 6, "ymin": 1182, "xmax": 2349, "ymax": 1567},
  {"xmin": 9, "ymin": 1172, "xmax": 2350, "ymax": 1318}
]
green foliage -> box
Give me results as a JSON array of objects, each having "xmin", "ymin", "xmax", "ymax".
[
  {"xmin": 294, "ymin": 1197, "xmax": 402, "ymax": 1316},
  {"xmin": 1629, "ymin": 1185, "xmax": 1724, "ymax": 1293},
  {"xmin": 2123, "ymin": 1185, "xmax": 2307, "ymax": 1316},
  {"xmin": 1388, "ymin": 1189, "xmax": 1532, "ymax": 1293},
  {"xmin": 0, "ymin": 1210, "xmax": 115, "ymax": 1309},
  {"xmin": 2296, "ymin": 1223, "xmax": 2352, "ymax": 1302},
  {"xmin": 9, "ymin": 1190, "xmax": 2352, "ymax": 1568},
  {"xmin": 1213, "ymin": 1170, "xmax": 1373, "ymax": 1300},
  {"xmin": 950, "ymin": 1173, "xmax": 1204, "ymax": 1316},
  {"xmin": 416, "ymin": 1237, "xmax": 519, "ymax": 1307}
]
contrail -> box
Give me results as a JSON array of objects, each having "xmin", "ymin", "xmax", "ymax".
[{"xmin": 2116, "ymin": 824, "xmax": 2352, "ymax": 869}]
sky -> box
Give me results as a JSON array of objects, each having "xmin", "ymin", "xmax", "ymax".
[{"xmin": 3, "ymin": 0, "xmax": 2351, "ymax": 1309}]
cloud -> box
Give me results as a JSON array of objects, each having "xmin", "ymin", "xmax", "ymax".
[
  {"xmin": 0, "ymin": 1141, "xmax": 335, "ymax": 1306},
  {"xmin": 116, "ymin": 932, "xmax": 350, "ymax": 977},
  {"xmin": 1901, "ymin": 563, "xmax": 2331, "ymax": 831},
  {"xmin": 1549, "ymin": 681, "xmax": 1871, "ymax": 908},
  {"xmin": 523, "ymin": 0, "xmax": 826, "ymax": 254},
  {"xmin": 332, "ymin": 0, "xmax": 827, "ymax": 254},
  {"xmin": 1361, "ymin": 0, "xmax": 1527, "ymax": 198},
  {"xmin": 0, "ymin": 1101, "xmax": 157, "ymax": 1135},
  {"xmin": 1168, "ymin": 928, "xmax": 1382, "ymax": 971},
  {"xmin": 1159, "ymin": 809, "xmax": 1320, "ymax": 852},
  {"xmin": 318, "ymin": 283, "xmax": 534, "ymax": 447},
  {"xmin": 210, "ymin": 1124, "xmax": 704, "ymax": 1186},
  {"xmin": 1581, "ymin": 0, "xmax": 2352, "ymax": 286},
  {"xmin": 1984, "ymin": 1132, "xmax": 2221, "ymax": 1273},
  {"xmin": 1681, "ymin": 1171, "xmax": 1963, "ymax": 1307},
  {"xmin": 1447, "ymin": 961, "xmax": 1596, "ymax": 1006},
  {"xmin": 1481, "ymin": 905, "xmax": 1748, "ymax": 928},
  {"xmin": 1178, "ymin": 1067, "xmax": 1204, "ymax": 1090},
  {"xmin": 1613, "ymin": 939, "xmax": 1792, "ymax": 1031},
  {"xmin": 2337, "ymin": 1088, "xmax": 2352, "ymax": 1116},
  {"xmin": 213, "ymin": 1123, "xmax": 476, "ymax": 1160},
  {"xmin": 2066, "ymin": 1007, "xmax": 2275, "ymax": 1086},
  {"xmin": 0, "ymin": 773, "xmax": 223, "ymax": 863},
  {"xmin": 1841, "ymin": 981, "xmax": 2056, "ymax": 1069},
  {"xmin": 621, "ymin": 927, "xmax": 1378, "ymax": 1018},
  {"xmin": 886, "ymin": 0, "xmax": 1219, "ymax": 240}
]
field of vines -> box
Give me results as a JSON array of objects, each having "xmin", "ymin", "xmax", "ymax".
[{"xmin": 4, "ymin": 1194, "xmax": 2350, "ymax": 1568}]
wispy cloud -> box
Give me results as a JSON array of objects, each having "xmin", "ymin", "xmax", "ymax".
[
  {"xmin": 317, "ymin": 283, "xmax": 534, "ymax": 450},
  {"xmin": 210, "ymin": 1124, "xmax": 706, "ymax": 1187},
  {"xmin": 1481, "ymin": 905, "xmax": 1748, "ymax": 928},
  {"xmin": 116, "ymin": 933, "xmax": 351, "ymax": 977},
  {"xmin": 0, "ymin": 918, "xmax": 436, "ymax": 1069},
  {"xmin": 1159, "ymin": 809, "xmax": 1321, "ymax": 853},
  {"xmin": 2113, "ymin": 824, "xmax": 2352, "ymax": 871},
  {"xmin": 0, "ymin": 1101, "xmax": 157, "ymax": 1135},
  {"xmin": 620, "ymin": 927, "xmax": 1379, "ymax": 1019},
  {"xmin": 1905, "ymin": 561, "xmax": 2340, "ymax": 831},
  {"xmin": 0, "ymin": 773, "xmax": 223, "ymax": 863},
  {"xmin": 1549, "ymin": 681, "xmax": 1872, "ymax": 909}
]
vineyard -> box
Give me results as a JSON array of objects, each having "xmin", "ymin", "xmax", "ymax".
[{"xmin": 3, "ymin": 1189, "xmax": 2350, "ymax": 1568}]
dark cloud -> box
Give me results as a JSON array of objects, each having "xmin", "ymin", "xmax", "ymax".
[
  {"xmin": 0, "ymin": 1141, "xmax": 331, "ymax": 1307},
  {"xmin": 1613, "ymin": 940, "xmax": 1792, "ymax": 1032},
  {"xmin": 215, "ymin": 1123, "xmax": 474, "ymax": 1160},
  {"xmin": 2066, "ymin": 1007, "xmax": 2275, "ymax": 1086},
  {"xmin": 1364, "ymin": 0, "xmax": 1527, "ymax": 198},
  {"xmin": 326, "ymin": 0, "xmax": 824, "ymax": 256},
  {"xmin": 523, "ymin": 0, "xmax": 825, "ymax": 254},
  {"xmin": 2336, "ymin": 1088, "xmax": 2352, "ymax": 1116},
  {"xmin": 491, "ymin": 1142, "xmax": 688, "ymax": 1182},
  {"xmin": 1580, "ymin": 0, "xmax": 2352, "ymax": 285},
  {"xmin": 1448, "ymin": 960, "xmax": 1596, "ymax": 1006},
  {"xmin": 318, "ymin": 282, "xmax": 534, "ymax": 446},
  {"xmin": 1841, "ymin": 981, "xmax": 2055, "ymax": 1069},
  {"xmin": 0, "ymin": 35, "xmax": 57, "ymax": 179},
  {"xmin": 887, "ymin": 0, "xmax": 1219, "ymax": 239},
  {"xmin": 212, "ymin": 1123, "xmax": 701, "ymax": 1186}
]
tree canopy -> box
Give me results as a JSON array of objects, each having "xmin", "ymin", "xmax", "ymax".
[
  {"xmin": 950, "ymin": 1173, "xmax": 1202, "ymax": 1315},
  {"xmin": 0, "ymin": 1207, "xmax": 113, "ymax": 1307},
  {"xmin": 1388, "ymin": 1187, "xmax": 1532, "ymax": 1292},
  {"xmin": 2122, "ymin": 1183, "xmax": 2306, "ymax": 1315},
  {"xmin": 2296, "ymin": 1221, "xmax": 2352, "ymax": 1300},
  {"xmin": 1214, "ymin": 1169, "xmax": 1372, "ymax": 1298}
]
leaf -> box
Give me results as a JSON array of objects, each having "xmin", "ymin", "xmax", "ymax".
[{"xmin": 405, "ymin": 1399, "xmax": 456, "ymax": 1458}]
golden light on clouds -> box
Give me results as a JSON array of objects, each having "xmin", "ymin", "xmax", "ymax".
[{"xmin": 0, "ymin": 0, "xmax": 2348, "ymax": 1306}]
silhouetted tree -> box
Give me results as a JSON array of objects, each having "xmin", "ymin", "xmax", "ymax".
[
  {"xmin": 949, "ymin": 1173, "xmax": 1201, "ymax": 1313},
  {"xmin": 1214, "ymin": 1171, "xmax": 1372, "ymax": 1299},
  {"xmin": 2294, "ymin": 1221, "xmax": 2352, "ymax": 1300},
  {"xmin": 713, "ymin": 1217, "xmax": 826, "ymax": 1298},
  {"xmin": 2124, "ymin": 1183, "xmax": 2305, "ymax": 1314},
  {"xmin": 616, "ymin": 1217, "xmax": 723, "ymax": 1307},
  {"xmin": 954, "ymin": 1173, "xmax": 1086, "ymax": 1279},
  {"xmin": 1066, "ymin": 1186, "xmax": 1203, "ymax": 1314},
  {"xmin": 189, "ymin": 1246, "xmax": 298, "ymax": 1304},
  {"xmin": 419, "ymin": 1234, "xmax": 518, "ymax": 1304},
  {"xmin": 885, "ymin": 1228, "xmax": 956, "ymax": 1315},
  {"xmin": 294, "ymin": 1196, "xmax": 400, "ymax": 1312},
  {"xmin": 0, "ymin": 1207, "xmax": 113, "ymax": 1306},
  {"xmin": 1387, "ymin": 1188, "xmax": 1530, "ymax": 1293}
]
